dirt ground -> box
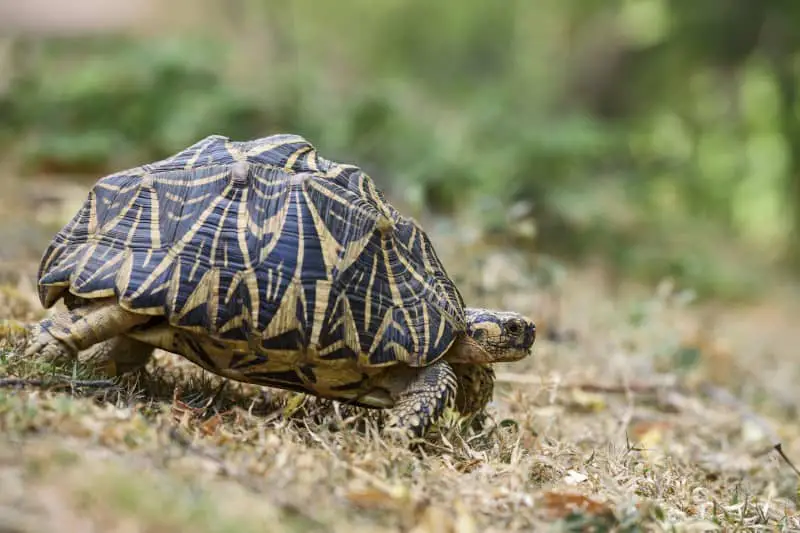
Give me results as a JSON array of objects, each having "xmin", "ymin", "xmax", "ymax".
[{"xmin": 1, "ymin": 173, "xmax": 799, "ymax": 532}]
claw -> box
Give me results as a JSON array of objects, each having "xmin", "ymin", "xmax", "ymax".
[
  {"xmin": 381, "ymin": 422, "xmax": 416, "ymax": 444},
  {"xmin": 23, "ymin": 328, "xmax": 75, "ymax": 364}
]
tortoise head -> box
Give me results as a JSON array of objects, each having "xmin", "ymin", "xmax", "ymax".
[{"xmin": 448, "ymin": 308, "xmax": 536, "ymax": 364}]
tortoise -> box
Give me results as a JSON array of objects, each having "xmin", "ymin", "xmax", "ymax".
[{"xmin": 23, "ymin": 134, "xmax": 535, "ymax": 438}]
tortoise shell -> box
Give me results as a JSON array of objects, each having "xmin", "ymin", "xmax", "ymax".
[{"xmin": 36, "ymin": 134, "xmax": 467, "ymax": 377}]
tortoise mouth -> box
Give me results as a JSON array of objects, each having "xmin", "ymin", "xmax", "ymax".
[
  {"xmin": 448, "ymin": 336, "xmax": 534, "ymax": 364},
  {"xmin": 494, "ymin": 347, "xmax": 532, "ymax": 363}
]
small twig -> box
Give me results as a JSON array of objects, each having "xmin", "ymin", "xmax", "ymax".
[
  {"xmin": 0, "ymin": 377, "xmax": 116, "ymax": 389},
  {"xmin": 700, "ymin": 384, "xmax": 800, "ymax": 479},
  {"xmin": 492, "ymin": 373, "xmax": 543, "ymax": 386},
  {"xmin": 774, "ymin": 443, "xmax": 800, "ymax": 477},
  {"xmin": 203, "ymin": 381, "xmax": 228, "ymax": 413},
  {"xmin": 494, "ymin": 373, "xmax": 676, "ymax": 395},
  {"xmin": 577, "ymin": 383, "xmax": 670, "ymax": 395},
  {"xmin": 616, "ymin": 373, "xmax": 636, "ymax": 436},
  {"xmin": 624, "ymin": 430, "xmax": 646, "ymax": 454}
]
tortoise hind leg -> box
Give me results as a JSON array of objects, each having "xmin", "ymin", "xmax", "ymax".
[
  {"xmin": 81, "ymin": 336, "xmax": 155, "ymax": 377},
  {"xmin": 24, "ymin": 299, "xmax": 150, "ymax": 364},
  {"xmin": 383, "ymin": 359, "xmax": 458, "ymax": 439}
]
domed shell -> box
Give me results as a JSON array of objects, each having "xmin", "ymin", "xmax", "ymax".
[{"xmin": 36, "ymin": 134, "xmax": 466, "ymax": 368}]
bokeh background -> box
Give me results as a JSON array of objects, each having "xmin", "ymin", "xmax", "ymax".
[
  {"xmin": 2, "ymin": 0, "xmax": 800, "ymax": 304},
  {"xmin": 3, "ymin": 3, "xmax": 800, "ymax": 529}
]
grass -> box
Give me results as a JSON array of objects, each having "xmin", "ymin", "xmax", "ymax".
[{"xmin": 1, "ymin": 177, "xmax": 800, "ymax": 532}]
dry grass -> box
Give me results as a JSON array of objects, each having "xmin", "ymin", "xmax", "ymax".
[{"xmin": 1, "ymin": 176, "xmax": 800, "ymax": 532}]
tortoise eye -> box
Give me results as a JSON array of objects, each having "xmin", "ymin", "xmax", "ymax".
[{"xmin": 505, "ymin": 321, "xmax": 523, "ymax": 336}]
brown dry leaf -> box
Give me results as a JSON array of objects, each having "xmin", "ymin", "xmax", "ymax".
[
  {"xmin": 540, "ymin": 490, "xmax": 614, "ymax": 521},
  {"xmin": 630, "ymin": 419, "xmax": 671, "ymax": 451},
  {"xmin": 345, "ymin": 487, "xmax": 405, "ymax": 511},
  {"xmin": 170, "ymin": 399, "xmax": 198, "ymax": 428},
  {"xmin": 199, "ymin": 414, "xmax": 223, "ymax": 437},
  {"xmin": 455, "ymin": 459, "xmax": 483, "ymax": 473}
]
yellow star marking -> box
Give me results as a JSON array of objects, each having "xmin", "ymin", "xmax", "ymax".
[
  {"xmin": 173, "ymin": 267, "xmax": 218, "ymax": 322},
  {"xmin": 127, "ymin": 191, "xmax": 227, "ymax": 303},
  {"xmin": 185, "ymin": 193, "xmax": 212, "ymax": 206},
  {"xmin": 166, "ymin": 261, "xmax": 183, "ymax": 314},
  {"xmin": 75, "ymin": 251, "xmax": 125, "ymax": 293},
  {"xmin": 365, "ymin": 309, "xmax": 409, "ymax": 366},
  {"xmin": 125, "ymin": 208, "xmax": 143, "ymax": 247},
  {"xmin": 363, "ymin": 253, "xmax": 378, "ymax": 328},
  {"xmin": 285, "ymin": 145, "xmax": 312, "ymax": 169},
  {"xmin": 319, "ymin": 293, "xmax": 360, "ymax": 357},
  {"xmin": 257, "ymin": 190, "xmax": 292, "ymax": 264},
  {"xmin": 71, "ymin": 243, "xmax": 96, "ymax": 286},
  {"xmin": 292, "ymin": 188, "xmax": 305, "ymax": 278},
  {"xmin": 142, "ymin": 248, "xmax": 154, "ymax": 269},
  {"xmin": 246, "ymin": 136, "xmax": 305, "ymax": 157},
  {"xmin": 381, "ymin": 237, "xmax": 419, "ymax": 356},
  {"xmin": 152, "ymin": 170, "xmax": 228, "ymax": 187},
  {"xmin": 99, "ymin": 184, "xmax": 145, "ymax": 236},
  {"xmin": 301, "ymin": 186, "xmax": 342, "ymax": 277},
  {"xmin": 306, "ymin": 150, "xmax": 320, "ymax": 172},
  {"xmin": 183, "ymin": 135, "xmax": 219, "ymax": 169},
  {"xmin": 219, "ymin": 269, "xmax": 260, "ymax": 334},
  {"xmin": 87, "ymin": 190, "xmax": 98, "ymax": 235},
  {"xmin": 236, "ymin": 186, "xmax": 252, "ymax": 269},
  {"xmin": 309, "ymin": 280, "xmax": 332, "ymax": 347},
  {"xmin": 262, "ymin": 277, "xmax": 301, "ymax": 340},
  {"xmin": 115, "ymin": 250, "xmax": 134, "ymax": 297},
  {"xmin": 209, "ymin": 198, "xmax": 235, "ymax": 269},
  {"xmin": 434, "ymin": 311, "xmax": 447, "ymax": 347}
]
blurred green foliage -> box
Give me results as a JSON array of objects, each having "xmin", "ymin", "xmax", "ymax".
[{"xmin": 1, "ymin": 0, "xmax": 799, "ymax": 300}]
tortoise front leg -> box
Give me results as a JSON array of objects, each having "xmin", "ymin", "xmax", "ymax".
[
  {"xmin": 452, "ymin": 363, "xmax": 495, "ymax": 416},
  {"xmin": 452, "ymin": 363, "xmax": 495, "ymax": 430},
  {"xmin": 24, "ymin": 300, "xmax": 150, "ymax": 364},
  {"xmin": 383, "ymin": 359, "xmax": 458, "ymax": 439},
  {"xmin": 81, "ymin": 336, "xmax": 155, "ymax": 377}
]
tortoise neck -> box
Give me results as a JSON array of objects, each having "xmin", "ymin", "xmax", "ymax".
[{"xmin": 446, "ymin": 334, "xmax": 492, "ymax": 364}]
